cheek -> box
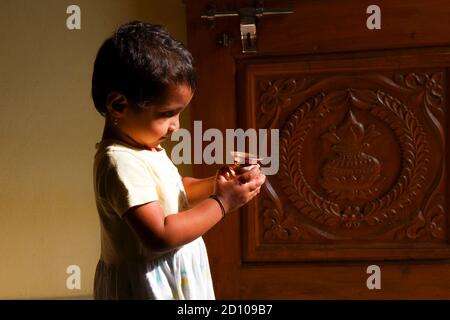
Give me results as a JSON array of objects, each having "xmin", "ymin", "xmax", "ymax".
[
  {"xmin": 128, "ymin": 115, "xmax": 154, "ymax": 138},
  {"xmin": 149, "ymin": 119, "xmax": 167, "ymax": 135}
]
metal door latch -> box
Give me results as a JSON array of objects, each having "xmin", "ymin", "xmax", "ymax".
[{"xmin": 201, "ymin": 1, "xmax": 294, "ymax": 53}]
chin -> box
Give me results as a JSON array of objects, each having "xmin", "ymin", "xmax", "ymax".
[{"xmin": 147, "ymin": 141, "xmax": 161, "ymax": 148}]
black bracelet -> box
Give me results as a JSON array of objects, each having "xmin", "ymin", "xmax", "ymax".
[{"xmin": 209, "ymin": 194, "xmax": 226, "ymax": 219}]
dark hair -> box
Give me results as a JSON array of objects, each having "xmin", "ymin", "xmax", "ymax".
[{"xmin": 91, "ymin": 21, "xmax": 196, "ymax": 116}]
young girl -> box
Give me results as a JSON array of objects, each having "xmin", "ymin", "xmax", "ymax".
[{"xmin": 91, "ymin": 21, "xmax": 266, "ymax": 300}]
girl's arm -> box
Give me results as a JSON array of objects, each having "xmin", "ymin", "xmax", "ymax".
[
  {"xmin": 181, "ymin": 176, "xmax": 215, "ymax": 207},
  {"xmin": 124, "ymin": 168, "xmax": 265, "ymax": 253},
  {"xmin": 124, "ymin": 197, "xmax": 224, "ymax": 253}
]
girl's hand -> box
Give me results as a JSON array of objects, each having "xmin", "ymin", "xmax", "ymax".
[{"xmin": 213, "ymin": 165, "xmax": 266, "ymax": 213}]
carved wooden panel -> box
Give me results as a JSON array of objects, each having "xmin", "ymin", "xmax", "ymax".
[{"xmin": 240, "ymin": 49, "xmax": 450, "ymax": 261}]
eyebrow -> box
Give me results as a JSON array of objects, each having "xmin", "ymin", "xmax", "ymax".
[{"xmin": 159, "ymin": 105, "xmax": 187, "ymax": 112}]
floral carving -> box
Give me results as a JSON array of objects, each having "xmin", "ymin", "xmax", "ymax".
[
  {"xmin": 259, "ymin": 78, "xmax": 305, "ymax": 129},
  {"xmin": 263, "ymin": 205, "xmax": 296, "ymax": 241},
  {"xmin": 255, "ymin": 71, "xmax": 445, "ymax": 243},
  {"xmin": 395, "ymin": 73, "xmax": 444, "ymax": 113},
  {"xmin": 261, "ymin": 195, "xmax": 344, "ymax": 241},
  {"xmin": 276, "ymin": 88, "xmax": 430, "ymax": 233},
  {"xmin": 279, "ymin": 92, "xmax": 343, "ymax": 231},
  {"xmin": 364, "ymin": 91, "xmax": 429, "ymax": 225},
  {"xmin": 406, "ymin": 194, "xmax": 445, "ymax": 240}
]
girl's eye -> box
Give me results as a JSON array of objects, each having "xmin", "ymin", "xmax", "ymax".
[{"xmin": 162, "ymin": 111, "xmax": 175, "ymax": 117}]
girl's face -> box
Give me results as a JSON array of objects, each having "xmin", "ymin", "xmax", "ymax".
[{"xmin": 117, "ymin": 83, "xmax": 193, "ymax": 150}]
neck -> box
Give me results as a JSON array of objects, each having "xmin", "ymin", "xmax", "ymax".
[{"xmin": 102, "ymin": 122, "xmax": 161, "ymax": 151}]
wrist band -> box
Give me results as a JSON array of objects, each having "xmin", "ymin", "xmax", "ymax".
[{"xmin": 209, "ymin": 194, "xmax": 226, "ymax": 219}]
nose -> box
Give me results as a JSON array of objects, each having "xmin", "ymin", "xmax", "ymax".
[{"xmin": 168, "ymin": 115, "xmax": 180, "ymax": 133}]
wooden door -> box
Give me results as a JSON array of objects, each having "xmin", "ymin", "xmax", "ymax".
[{"xmin": 184, "ymin": 0, "xmax": 450, "ymax": 299}]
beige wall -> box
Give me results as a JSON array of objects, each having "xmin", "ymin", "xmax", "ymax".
[{"xmin": 0, "ymin": 0, "xmax": 190, "ymax": 299}]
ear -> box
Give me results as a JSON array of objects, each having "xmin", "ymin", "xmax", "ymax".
[{"xmin": 105, "ymin": 92, "xmax": 129, "ymax": 118}]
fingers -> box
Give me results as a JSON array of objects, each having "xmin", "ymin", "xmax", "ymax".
[
  {"xmin": 214, "ymin": 168, "xmax": 265, "ymax": 213},
  {"xmin": 217, "ymin": 164, "xmax": 265, "ymax": 186},
  {"xmin": 251, "ymin": 185, "xmax": 262, "ymax": 195},
  {"xmin": 244, "ymin": 172, "xmax": 266, "ymax": 190},
  {"xmin": 247, "ymin": 185, "xmax": 262, "ymax": 202},
  {"xmin": 217, "ymin": 174, "xmax": 227, "ymax": 183},
  {"xmin": 218, "ymin": 165, "xmax": 231, "ymax": 177},
  {"xmin": 237, "ymin": 165, "xmax": 261, "ymax": 184}
]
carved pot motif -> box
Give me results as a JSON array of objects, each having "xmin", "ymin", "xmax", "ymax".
[
  {"xmin": 320, "ymin": 110, "xmax": 382, "ymax": 202},
  {"xmin": 320, "ymin": 152, "xmax": 381, "ymax": 201}
]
